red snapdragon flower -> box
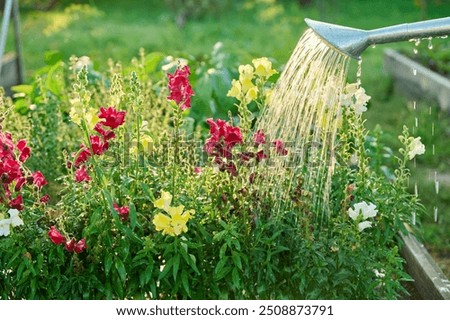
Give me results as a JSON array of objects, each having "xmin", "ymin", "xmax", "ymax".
[
  {"xmin": 2, "ymin": 158, "xmax": 22, "ymax": 183},
  {"xmin": 75, "ymin": 166, "xmax": 91, "ymax": 183},
  {"xmin": 89, "ymin": 135, "xmax": 109, "ymax": 155},
  {"xmin": 273, "ymin": 139, "xmax": 288, "ymax": 156},
  {"xmin": 17, "ymin": 140, "xmax": 31, "ymax": 163},
  {"xmin": 14, "ymin": 176, "xmax": 26, "ymax": 191},
  {"xmin": 167, "ymin": 65, "xmax": 195, "ymax": 111},
  {"xmin": 98, "ymin": 106, "xmax": 126, "ymax": 129},
  {"xmin": 94, "ymin": 123, "xmax": 116, "ymax": 141},
  {"xmin": 40, "ymin": 194, "xmax": 50, "ymax": 204},
  {"xmin": 0, "ymin": 132, "xmax": 15, "ymax": 158},
  {"xmin": 32, "ymin": 171, "xmax": 48, "ymax": 189},
  {"xmin": 204, "ymin": 118, "xmax": 243, "ymax": 159},
  {"xmin": 194, "ymin": 167, "xmax": 202, "ymax": 174},
  {"xmin": 64, "ymin": 238, "xmax": 76, "ymax": 252},
  {"xmin": 113, "ymin": 203, "xmax": 130, "ymax": 222},
  {"xmin": 48, "ymin": 226, "xmax": 66, "ymax": 245},
  {"xmin": 9, "ymin": 194, "xmax": 23, "ymax": 210},
  {"xmin": 256, "ymin": 150, "xmax": 268, "ymax": 162},
  {"xmin": 253, "ymin": 130, "xmax": 266, "ymax": 146},
  {"xmin": 74, "ymin": 146, "xmax": 91, "ymax": 167},
  {"xmin": 74, "ymin": 239, "xmax": 87, "ymax": 254}
]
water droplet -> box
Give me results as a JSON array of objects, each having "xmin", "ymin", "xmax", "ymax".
[
  {"xmin": 414, "ymin": 183, "xmax": 418, "ymax": 197},
  {"xmin": 413, "ymin": 48, "xmax": 418, "ymax": 54},
  {"xmin": 435, "ymin": 180, "xmax": 440, "ymax": 195},
  {"xmin": 413, "ymin": 101, "xmax": 417, "ymax": 110},
  {"xmin": 356, "ymin": 59, "xmax": 362, "ymax": 78},
  {"xmin": 431, "ymin": 122, "xmax": 435, "ymax": 136},
  {"xmin": 415, "ymin": 117, "xmax": 419, "ymax": 127},
  {"xmin": 412, "ymin": 211, "xmax": 416, "ymax": 225},
  {"xmin": 415, "ymin": 38, "xmax": 421, "ymax": 46},
  {"xmin": 413, "ymin": 68, "xmax": 417, "ymax": 75},
  {"xmin": 371, "ymin": 44, "xmax": 376, "ymax": 49},
  {"xmin": 428, "ymin": 41, "xmax": 433, "ymax": 50},
  {"xmin": 432, "ymin": 144, "xmax": 435, "ymax": 155},
  {"xmin": 440, "ymin": 35, "xmax": 448, "ymax": 39},
  {"xmin": 429, "ymin": 106, "xmax": 432, "ymax": 115},
  {"xmin": 434, "ymin": 206, "xmax": 438, "ymax": 222}
]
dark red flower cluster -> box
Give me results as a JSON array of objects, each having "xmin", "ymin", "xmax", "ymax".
[
  {"xmin": 48, "ymin": 226, "xmax": 86, "ymax": 254},
  {"xmin": 0, "ymin": 131, "xmax": 48, "ymax": 211},
  {"xmin": 72, "ymin": 106, "xmax": 126, "ymax": 183},
  {"xmin": 167, "ymin": 65, "xmax": 195, "ymax": 111},
  {"xmin": 113, "ymin": 203, "xmax": 130, "ymax": 222},
  {"xmin": 204, "ymin": 118, "xmax": 243, "ymax": 176},
  {"xmin": 202, "ymin": 123, "xmax": 289, "ymax": 176}
]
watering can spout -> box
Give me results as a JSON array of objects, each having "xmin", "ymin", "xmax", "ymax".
[{"xmin": 305, "ymin": 17, "xmax": 450, "ymax": 60}]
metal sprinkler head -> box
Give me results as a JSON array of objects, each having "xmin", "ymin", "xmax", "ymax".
[{"xmin": 305, "ymin": 17, "xmax": 450, "ymax": 60}]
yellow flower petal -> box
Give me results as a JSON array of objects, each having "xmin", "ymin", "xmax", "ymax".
[
  {"xmin": 227, "ymin": 79, "xmax": 242, "ymax": 99},
  {"xmin": 240, "ymin": 78, "xmax": 254, "ymax": 93},
  {"xmin": 252, "ymin": 57, "xmax": 277, "ymax": 78},
  {"xmin": 167, "ymin": 205, "xmax": 185, "ymax": 218},
  {"xmin": 154, "ymin": 191, "xmax": 172, "ymax": 212},
  {"xmin": 153, "ymin": 213, "xmax": 171, "ymax": 232},
  {"xmin": 238, "ymin": 64, "xmax": 254, "ymax": 81}
]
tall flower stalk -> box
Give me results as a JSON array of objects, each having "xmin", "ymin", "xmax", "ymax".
[{"xmin": 167, "ymin": 64, "xmax": 195, "ymax": 196}]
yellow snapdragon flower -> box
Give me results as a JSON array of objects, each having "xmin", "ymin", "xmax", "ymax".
[
  {"xmin": 69, "ymin": 107, "xmax": 99, "ymax": 130},
  {"xmin": 152, "ymin": 191, "xmax": 195, "ymax": 237},
  {"xmin": 252, "ymin": 57, "xmax": 277, "ymax": 78}
]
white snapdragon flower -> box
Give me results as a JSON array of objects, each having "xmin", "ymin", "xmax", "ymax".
[
  {"xmin": 0, "ymin": 219, "xmax": 10, "ymax": 237},
  {"xmin": 340, "ymin": 83, "xmax": 371, "ymax": 115},
  {"xmin": 0, "ymin": 209, "xmax": 24, "ymax": 237},
  {"xmin": 408, "ymin": 137, "xmax": 425, "ymax": 160},
  {"xmin": 353, "ymin": 87, "xmax": 371, "ymax": 115},
  {"xmin": 8, "ymin": 209, "xmax": 23, "ymax": 227},
  {"xmin": 373, "ymin": 269, "xmax": 386, "ymax": 278},
  {"xmin": 348, "ymin": 201, "xmax": 378, "ymax": 232}
]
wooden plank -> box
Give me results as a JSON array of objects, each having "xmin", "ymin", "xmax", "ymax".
[
  {"xmin": 401, "ymin": 232, "xmax": 450, "ymax": 300},
  {"xmin": 384, "ymin": 49, "xmax": 450, "ymax": 112}
]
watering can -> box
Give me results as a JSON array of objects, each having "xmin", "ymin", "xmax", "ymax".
[{"xmin": 305, "ymin": 17, "xmax": 450, "ymax": 59}]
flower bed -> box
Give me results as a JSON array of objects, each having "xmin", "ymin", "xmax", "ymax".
[{"xmin": 0, "ymin": 52, "xmax": 428, "ymax": 299}]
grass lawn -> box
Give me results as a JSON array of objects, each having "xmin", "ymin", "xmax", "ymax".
[{"xmin": 4, "ymin": 0, "xmax": 450, "ymax": 276}]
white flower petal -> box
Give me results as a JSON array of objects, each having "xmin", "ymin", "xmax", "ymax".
[
  {"xmin": 358, "ymin": 221, "xmax": 372, "ymax": 231},
  {"xmin": 0, "ymin": 219, "xmax": 11, "ymax": 237},
  {"xmin": 408, "ymin": 137, "xmax": 425, "ymax": 160}
]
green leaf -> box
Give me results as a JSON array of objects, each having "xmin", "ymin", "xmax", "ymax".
[
  {"xmin": 104, "ymin": 254, "xmax": 113, "ymax": 276},
  {"xmin": 158, "ymin": 258, "xmax": 174, "ymax": 281},
  {"xmin": 214, "ymin": 259, "xmax": 231, "ymax": 281},
  {"xmin": 44, "ymin": 50, "xmax": 63, "ymax": 65},
  {"xmin": 181, "ymin": 269, "xmax": 190, "ymax": 296},
  {"xmin": 45, "ymin": 62, "xmax": 65, "ymax": 96},
  {"xmin": 231, "ymin": 251, "xmax": 242, "ymax": 270},
  {"xmin": 173, "ymin": 254, "xmax": 180, "ymax": 281},
  {"xmin": 144, "ymin": 52, "xmax": 165, "ymax": 74},
  {"xmin": 178, "ymin": 245, "xmax": 200, "ymax": 275},
  {"xmin": 139, "ymin": 264, "xmax": 154, "ymax": 287},
  {"xmin": 129, "ymin": 203, "xmax": 138, "ymax": 230},
  {"xmin": 232, "ymin": 268, "xmax": 240, "ymax": 289},
  {"xmin": 219, "ymin": 243, "xmax": 227, "ymax": 259},
  {"xmin": 11, "ymin": 84, "xmax": 33, "ymax": 95},
  {"xmin": 115, "ymin": 259, "xmax": 127, "ymax": 282}
]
